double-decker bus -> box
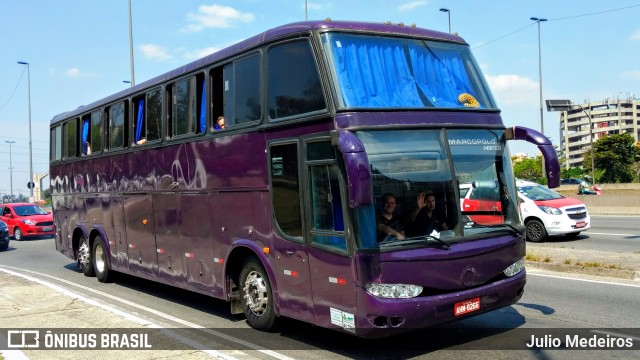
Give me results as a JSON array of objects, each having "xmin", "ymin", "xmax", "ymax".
[{"xmin": 49, "ymin": 20, "xmax": 560, "ymax": 338}]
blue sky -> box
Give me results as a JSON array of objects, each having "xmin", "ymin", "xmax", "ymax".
[{"xmin": 1, "ymin": 0, "xmax": 639, "ymax": 196}]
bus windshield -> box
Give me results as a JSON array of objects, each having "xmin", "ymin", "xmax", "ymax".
[
  {"xmin": 356, "ymin": 129, "xmax": 519, "ymax": 249},
  {"xmin": 321, "ymin": 32, "xmax": 497, "ymax": 110}
]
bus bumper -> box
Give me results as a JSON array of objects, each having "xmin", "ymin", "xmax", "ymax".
[{"xmin": 353, "ymin": 269, "xmax": 526, "ymax": 338}]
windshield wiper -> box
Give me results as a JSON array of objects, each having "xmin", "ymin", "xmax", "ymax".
[
  {"xmin": 380, "ymin": 235, "xmax": 450, "ymax": 250},
  {"xmin": 471, "ymin": 223, "xmax": 523, "ymax": 237}
]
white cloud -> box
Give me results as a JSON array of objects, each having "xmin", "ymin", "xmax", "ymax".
[
  {"xmin": 66, "ymin": 68, "xmax": 81, "ymax": 77},
  {"xmin": 140, "ymin": 44, "xmax": 172, "ymax": 61},
  {"xmin": 631, "ymin": 28, "xmax": 640, "ymax": 41},
  {"xmin": 622, "ymin": 70, "xmax": 640, "ymax": 80},
  {"xmin": 182, "ymin": 5, "xmax": 255, "ymax": 32},
  {"xmin": 485, "ymin": 74, "xmax": 538, "ymax": 106},
  {"xmin": 64, "ymin": 68, "xmax": 95, "ymax": 77},
  {"xmin": 397, "ymin": 1, "xmax": 428, "ymax": 12}
]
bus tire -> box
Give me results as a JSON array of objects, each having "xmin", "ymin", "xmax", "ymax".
[
  {"xmin": 525, "ymin": 219, "xmax": 547, "ymax": 243},
  {"xmin": 92, "ymin": 236, "xmax": 112, "ymax": 283},
  {"xmin": 239, "ymin": 257, "xmax": 278, "ymax": 331},
  {"xmin": 78, "ymin": 235, "xmax": 95, "ymax": 277}
]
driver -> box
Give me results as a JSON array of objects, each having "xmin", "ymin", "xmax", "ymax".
[{"xmin": 403, "ymin": 191, "xmax": 448, "ymax": 237}]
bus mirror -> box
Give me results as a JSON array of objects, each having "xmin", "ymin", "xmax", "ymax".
[
  {"xmin": 335, "ymin": 130, "xmax": 372, "ymax": 207},
  {"xmin": 508, "ymin": 126, "xmax": 561, "ymax": 188}
]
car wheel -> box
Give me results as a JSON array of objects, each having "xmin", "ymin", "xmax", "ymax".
[
  {"xmin": 77, "ymin": 235, "xmax": 95, "ymax": 277},
  {"xmin": 565, "ymin": 232, "xmax": 581, "ymax": 238},
  {"xmin": 239, "ymin": 257, "xmax": 279, "ymax": 331},
  {"xmin": 92, "ymin": 236, "xmax": 112, "ymax": 283},
  {"xmin": 525, "ymin": 219, "xmax": 547, "ymax": 242},
  {"xmin": 14, "ymin": 228, "xmax": 23, "ymax": 241}
]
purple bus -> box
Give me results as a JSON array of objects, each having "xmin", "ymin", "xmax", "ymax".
[{"xmin": 49, "ymin": 20, "xmax": 560, "ymax": 338}]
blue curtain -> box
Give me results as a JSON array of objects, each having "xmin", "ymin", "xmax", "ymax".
[
  {"xmin": 135, "ymin": 99, "xmax": 144, "ymax": 142},
  {"xmin": 408, "ymin": 44, "xmax": 477, "ymax": 108},
  {"xmin": 328, "ymin": 34, "xmax": 480, "ymax": 109},
  {"xmin": 82, "ymin": 118, "xmax": 89, "ymax": 154},
  {"xmin": 200, "ymin": 80, "xmax": 206, "ymax": 133},
  {"xmin": 330, "ymin": 37, "xmax": 423, "ymax": 108}
]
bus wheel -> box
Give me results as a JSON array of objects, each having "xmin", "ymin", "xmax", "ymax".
[
  {"xmin": 525, "ymin": 219, "xmax": 547, "ymax": 243},
  {"xmin": 239, "ymin": 257, "xmax": 278, "ymax": 331},
  {"xmin": 92, "ymin": 236, "xmax": 112, "ymax": 283},
  {"xmin": 78, "ymin": 235, "xmax": 95, "ymax": 277}
]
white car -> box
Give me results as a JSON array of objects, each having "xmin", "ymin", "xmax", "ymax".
[{"xmin": 516, "ymin": 180, "xmax": 590, "ymax": 242}]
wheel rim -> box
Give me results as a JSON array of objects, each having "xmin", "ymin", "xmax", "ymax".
[
  {"xmin": 15, "ymin": 229, "xmax": 22, "ymax": 240},
  {"xmin": 527, "ymin": 223, "xmax": 542, "ymax": 241},
  {"xmin": 78, "ymin": 240, "xmax": 90, "ymax": 269},
  {"xmin": 94, "ymin": 242, "xmax": 105, "ymax": 274},
  {"xmin": 243, "ymin": 270, "xmax": 268, "ymax": 317}
]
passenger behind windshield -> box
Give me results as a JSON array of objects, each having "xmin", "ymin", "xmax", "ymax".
[
  {"xmin": 376, "ymin": 193, "xmax": 405, "ymax": 242},
  {"xmin": 403, "ymin": 191, "xmax": 448, "ymax": 238}
]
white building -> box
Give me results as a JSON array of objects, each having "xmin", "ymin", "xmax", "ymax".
[{"xmin": 558, "ymin": 97, "xmax": 640, "ymax": 169}]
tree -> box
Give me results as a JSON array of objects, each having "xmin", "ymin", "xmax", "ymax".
[
  {"xmin": 512, "ymin": 156, "xmax": 544, "ymax": 184},
  {"xmin": 584, "ymin": 133, "xmax": 636, "ymax": 183}
]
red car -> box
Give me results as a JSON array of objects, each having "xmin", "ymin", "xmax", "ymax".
[{"xmin": 0, "ymin": 203, "xmax": 55, "ymax": 240}]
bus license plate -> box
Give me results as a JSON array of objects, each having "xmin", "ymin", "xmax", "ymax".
[
  {"xmin": 454, "ymin": 297, "xmax": 480, "ymax": 316},
  {"xmin": 575, "ymin": 221, "xmax": 586, "ymax": 228},
  {"xmin": 42, "ymin": 226, "xmax": 53, "ymax": 232}
]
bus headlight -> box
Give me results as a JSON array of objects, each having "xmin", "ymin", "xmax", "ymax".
[
  {"xmin": 503, "ymin": 257, "xmax": 525, "ymax": 277},
  {"xmin": 365, "ymin": 283, "xmax": 423, "ymax": 298}
]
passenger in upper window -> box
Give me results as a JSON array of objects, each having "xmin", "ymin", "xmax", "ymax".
[
  {"xmin": 85, "ymin": 142, "xmax": 91, "ymax": 155},
  {"xmin": 376, "ymin": 193, "xmax": 405, "ymax": 242},
  {"xmin": 211, "ymin": 116, "xmax": 225, "ymax": 132}
]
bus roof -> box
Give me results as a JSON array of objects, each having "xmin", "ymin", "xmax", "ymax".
[{"xmin": 50, "ymin": 20, "xmax": 465, "ymax": 125}]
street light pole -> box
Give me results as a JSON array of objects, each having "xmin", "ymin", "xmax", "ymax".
[
  {"xmin": 17, "ymin": 61, "xmax": 34, "ymax": 198},
  {"xmin": 5, "ymin": 141, "xmax": 15, "ymax": 202},
  {"xmin": 530, "ymin": 17, "xmax": 547, "ymax": 135},
  {"xmin": 440, "ymin": 8, "xmax": 451, "ymax": 33},
  {"xmin": 128, "ymin": 0, "xmax": 135, "ymax": 86}
]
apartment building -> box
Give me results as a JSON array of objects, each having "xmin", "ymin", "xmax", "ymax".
[{"xmin": 559, "ymin": 97, "xmax": 640, "ymax": 169}]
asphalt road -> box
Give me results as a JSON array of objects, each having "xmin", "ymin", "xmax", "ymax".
[
  {"xmin": 2, "ymin": 230, "xmax": 640, "ymax": 359},
  {"xmin": 532, "ymin": 215, "xmax": 640, "ymax": 253}
]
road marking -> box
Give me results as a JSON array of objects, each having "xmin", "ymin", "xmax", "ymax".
[
  {"xmin": 528, "ymin": 271, "xmax": 640, "ymax": 288},
  {"xmin": 0, "ymin": 265, "xmax": 296, "ymax": 360},
  {"xmin": 585, "ymin": 231, "xmax": 640, "ymax": 237}
]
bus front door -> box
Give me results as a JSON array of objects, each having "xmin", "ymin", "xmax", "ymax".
[{"xmin": 304, "ymin": 141, "xmax": 357, "ymax": 334}]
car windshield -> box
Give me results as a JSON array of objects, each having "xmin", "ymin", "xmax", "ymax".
[
  {"xmin": 14, "ymin": 205, "xmax": 48, "ymax": 216},
  {"xmin": 517, "ymin": 184, "xmax": 564, "ymax": 201},
  {"xmin": 321, "ymin": 32, "xmax": 497, "ymax": 110},
  {"xmin": 354, "ymin": 129, "xmax": 520, "ymax": 249}
]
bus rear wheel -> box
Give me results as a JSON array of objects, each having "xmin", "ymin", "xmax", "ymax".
[
  {"xmin": 92, "ymin": 236, "xmax": 112, "ymax": 283},
  {"xmin": 78, "ymin": 235, "xmax": 95, "ymax": 277},
  {"xmin": 239, "ymin": 257, "xmax": 278, "ymax": 331}
]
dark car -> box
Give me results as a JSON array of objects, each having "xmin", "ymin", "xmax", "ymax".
[
  {"xmin": 0, "ymin": 203, "xmax": 55, "ymax": 241},
  {"xmin": 560, "ymin": 178, "xmax": 582, "ymax": 185},
  {"xmin": 0, "ymin": 220, "xmax": 9, "ymax": 251}
]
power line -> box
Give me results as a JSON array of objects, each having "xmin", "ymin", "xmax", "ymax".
[
  {"xmin": 472, "ymin": 4, "xmax": 640, "ymax": 50},
  {"xmin": 0, "ymin": 67, "xmax": 27, "ymax": 111}
]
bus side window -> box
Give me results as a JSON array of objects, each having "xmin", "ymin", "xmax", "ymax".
[
  {"xmin": 133, "ymin": 96, "xmax": 146, "ymax": 145},
  {"xmin": 309, "ymin": 164, "xmax": 347, "ymax": 252},
  {"xmin": 63, "ymin": 118, "xmax": 78, "ymax": 159},
  {"xmin": 81, "ymin": 116, "xmax": 91, "ymax": 155},
  {"xmin": 90, "ymin": 110, "xmax": 103, "ymax": 154},
  {"xmin": 209, "ymin": 67, "xmax": 224, "ymax": 131},
  {"xmin": 108, "ymin": 102, "xmax": 127, "ymax": 149}
]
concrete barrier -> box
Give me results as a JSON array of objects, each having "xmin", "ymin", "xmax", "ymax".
[{"xmin": 555, "ymin": 183, "xmax": 640, "ymax": 215}]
